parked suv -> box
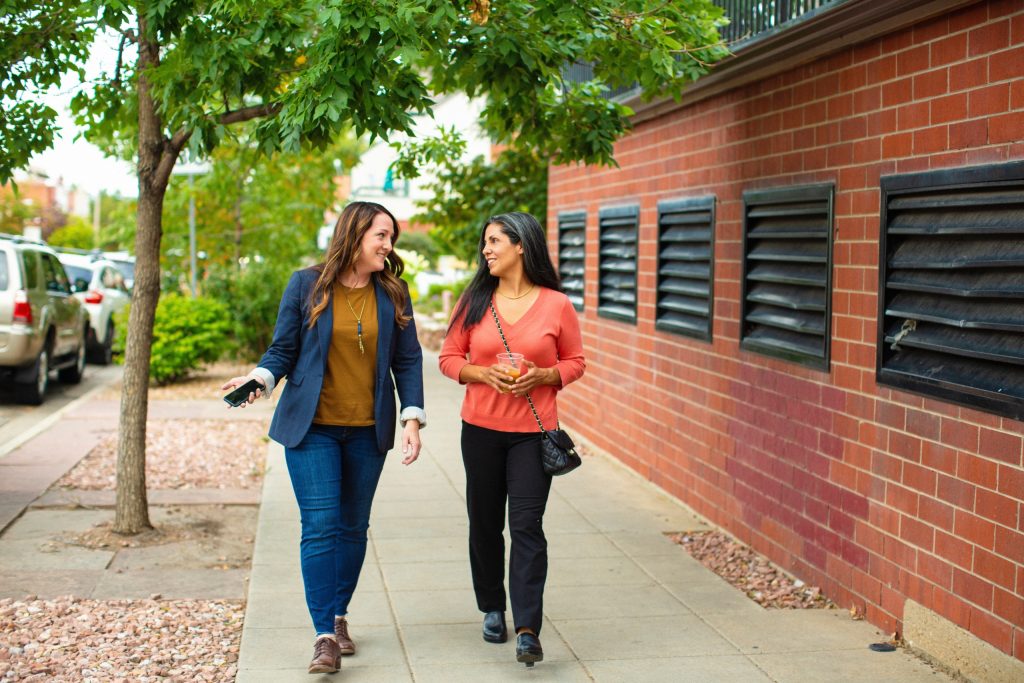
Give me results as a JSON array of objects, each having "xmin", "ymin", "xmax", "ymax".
[
  {"xmin": 0, "ymin": 235, "xmax": 88, "ymax": 404},
  {"xmin": 103, "ymin": 252, "xmax": 135, "ymax": 291},
  {"xmin": 57, "ymin": 252, "xmax": 131, "ymax": 364}
]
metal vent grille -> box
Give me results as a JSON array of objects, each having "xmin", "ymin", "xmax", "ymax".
[
  {"xmin": 878, "ymin": 161, "xmax": 1024, "ymax": 419},
  {"xmin": 741, "ymin": 184, "xmax": 834, "ymax": 369},
  {"xmin": 557, "ymin": 211, "xmax": 586, "ymax": 311},
  {"xmin": 656, "ymin": 196, "xmax": 715, "ymax": 341},
  {"xmin": 598, "ymin": 205, "xmax": 639, "ymax": 323}
]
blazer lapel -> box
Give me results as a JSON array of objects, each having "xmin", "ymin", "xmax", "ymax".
[
  {"xmin": 375, "ymin": 280, "xmax": 394, "ymax": 382},
  {"xmin": 317, "ymin": 286, "xmax": 333, "ymax": 372}
]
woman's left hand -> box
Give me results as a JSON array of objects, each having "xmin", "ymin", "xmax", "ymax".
[
  {"xmin": 511, "ymin": 361, "xmax": 560, "ymax": 396},
  {"xmin": 401, "ymin": 421, "xmax": 421, "ymax": 465}
]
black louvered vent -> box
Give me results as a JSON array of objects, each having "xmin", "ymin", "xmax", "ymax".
[
  {"xmin": 741, "ymin": 184, "xmax": 834, "ymax": 369},
  {"xmin": 878, "ymin": 161, "xmax": 1024, "ymax": 420},
  {"xmin": 598, "ymin": 205, "xmax": 639, "ymax": 323},
  {"xmin": 656, "ymin": 196, "xmax": 715, "ymax": 341},
  {"xmin": 557, "ymin": 211, "xmax": 586, "ymax": 311}
]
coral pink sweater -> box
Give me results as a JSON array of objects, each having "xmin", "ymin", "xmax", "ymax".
[{"xmin": 439, "ymin": 288, "xmax": 585, "ymax": 433}]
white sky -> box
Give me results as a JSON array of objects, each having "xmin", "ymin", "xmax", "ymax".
[{"xmin": 25, "ymin": 32, "xmax": 138, "ymax": 198}]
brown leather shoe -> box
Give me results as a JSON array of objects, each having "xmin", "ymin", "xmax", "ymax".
[
  {"xmin": 308, "ymin": 636, "xmax": 341, "ymax": 674},
  {"xmin": 334, "ymin": 616, "xmax": 356, "ymax": 655}
]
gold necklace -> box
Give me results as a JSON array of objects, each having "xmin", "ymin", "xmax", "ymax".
[
  {"xmin": 342, "ymin": 286, "xmax": 369, "ymax": 354},
  {"xmin": 496, "ymin": 284, "xmax": 535, "ymax": 300}
]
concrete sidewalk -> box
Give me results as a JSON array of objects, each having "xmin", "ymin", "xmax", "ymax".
[{"xmin": 238, "ymin": 353, "xmax": 949, "ymax": 682}]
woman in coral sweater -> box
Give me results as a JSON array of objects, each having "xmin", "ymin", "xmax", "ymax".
[{"xmin": 439, "ymin": 211, "xmax": 585, "ymax": 667}]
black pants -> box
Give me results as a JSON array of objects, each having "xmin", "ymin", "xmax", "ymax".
[{"xmin": 461, "ymin": 421, "xmax": 552, "ymax": 635}]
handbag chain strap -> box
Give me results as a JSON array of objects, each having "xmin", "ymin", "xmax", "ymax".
[{"xmin": 489, "ymin": 302, "xmax": 548, "ymax": 434}]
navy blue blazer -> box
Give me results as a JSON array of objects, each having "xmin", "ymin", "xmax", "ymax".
[{"xmin": 256, "ymin": 268, "xmax": 424, "ymax": 453}]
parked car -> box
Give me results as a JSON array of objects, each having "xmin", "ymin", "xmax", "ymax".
[
  {"xmin": 102, "ymin": 252, "xmax": 135, "ymax": 290},
  {"xmin": 56, "ymin": 252, "xmax": 131, "ymax": 364},
  {"xmin": 0, "ymin": 234, "xmax": 88, "ymax": 404}
]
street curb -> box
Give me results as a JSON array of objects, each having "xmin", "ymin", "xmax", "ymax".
[{"xmin": 0, "ymin": 370, "xmax": 119, "ymax": 461}]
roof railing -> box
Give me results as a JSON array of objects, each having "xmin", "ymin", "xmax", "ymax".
[{"xmin": 716, "ymin": 0, "xmax": 846, "ymax": 48}]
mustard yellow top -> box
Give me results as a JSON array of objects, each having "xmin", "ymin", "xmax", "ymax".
[{"xmin": 313, "ymin": 282, "xmax": 377, "ymax": 426}]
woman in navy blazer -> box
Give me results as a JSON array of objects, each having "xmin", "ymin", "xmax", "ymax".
[{"xmin": 222, "ymin": 201, "xmax": 425, "ymax": 673}]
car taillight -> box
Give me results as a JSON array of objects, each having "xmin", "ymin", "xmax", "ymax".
[
  {"xmin": 84, "ymin": 290, "xmax": 104, "ymax": 304},
  {"xmin": 13, "ymin": 290, "xmax": 32, "ymax": 324}
]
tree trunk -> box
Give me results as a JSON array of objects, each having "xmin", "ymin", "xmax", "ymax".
[{"xmin": 114, "ymin": 12, "xmax": 175, "ymax": 535}]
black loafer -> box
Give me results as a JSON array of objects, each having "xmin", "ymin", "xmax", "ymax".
[
  {"xmin": 515, "ymin": 632, "xmax": 543, "ymax": 667},
  {"xmin": 482, "ymin": 610, "xmax": 507, "ymax": 643}
]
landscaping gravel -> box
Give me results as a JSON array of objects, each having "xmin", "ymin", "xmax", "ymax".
[
  {"xmin": 671, "ymin": 530, "xmax": 836, "ymax": 610},
  {"xmin": 56, "ymin": 419, "xmax": 268, "ymax": 491},
  {"xmin": 96, "ymin": 362, "xmax": 260, "ymax": 402},
  {"xmin": 0, "ymin": 597, "xmax": 243, "ymax": 682}
]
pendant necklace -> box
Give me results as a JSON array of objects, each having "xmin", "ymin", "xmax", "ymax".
[{"xmin": 343, "ymin": 285, "xmax": 368, "ymax": 355}]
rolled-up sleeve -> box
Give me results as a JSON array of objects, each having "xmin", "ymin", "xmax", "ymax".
[{"xmin": 392, "ymin": 284, "xmax": 426, "ymax": 424}]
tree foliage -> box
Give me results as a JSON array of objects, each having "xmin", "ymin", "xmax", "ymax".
[
  {"xmin": 158, "ymin": 130, "xmax": 361, "ymax": 291},
  {"xmin": 0, "ymin": 191, "xmax": 35, "ymax": 233},
  {"xmin": 410, "ymin": 145, "xmax": 548, "ymax": 263},
  {"xmin": 1, "ymin": 0, "xmax": 728, "ymax": 534},
  {"xmin": 96, "ymin": 192, "xmax": 138, "ymax": 250},
  {"xmin": 391, "ymin": 0, "xmax": 729, "ymax": 258},
  {"xmin": 47, "ymin": 215, "xmax": 95, "ymax": 249}
]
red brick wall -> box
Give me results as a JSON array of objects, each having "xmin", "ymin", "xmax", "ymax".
[{"xmin": 549, "ymin": 0, "xmax": 1024, "ymax": 660}]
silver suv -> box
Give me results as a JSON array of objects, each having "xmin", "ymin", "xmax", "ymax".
[{"xmin": 0, "ymin": 234, "xmax": 88, "ymax": 404}]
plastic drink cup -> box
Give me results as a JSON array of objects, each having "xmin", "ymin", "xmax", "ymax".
[{"xmin": 496, "ymin": 353, "xmax": 524, "ymax": 390}]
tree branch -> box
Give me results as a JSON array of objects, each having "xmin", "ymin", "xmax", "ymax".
[
  {"xmin": 219, "ymin": 103, "xmax": 282, "ymax": 125},
  {"xmin": 114, "ymin": 33, "xmax": 127, "ymax": 86},
  {"xmin": 151, "ymin": 128, "xmax": 193, "ymax": 190},
  {"xmin": 150, "ymin": 103, "xmax": 280, "ymax": 189}
]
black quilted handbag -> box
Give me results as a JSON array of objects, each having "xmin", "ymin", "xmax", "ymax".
[
  {"xmin": 490, "ymin": 303, "xmax": 582, "ymax": 476},
  {"xmin": 539, "ymin": 427, "xmax": 582, "ymax": 476}
]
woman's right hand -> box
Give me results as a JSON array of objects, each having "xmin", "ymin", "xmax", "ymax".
[
  {"xmin": 221, "ymin": 375, "xmax": 265, "ymax": 407},
  {"xmin": 463, "ymin": 364, "xmax": 517, "ymax": 394},
  {"xmin": 479, "ymin": 362, "xmax": 516, "ymax": 395}
]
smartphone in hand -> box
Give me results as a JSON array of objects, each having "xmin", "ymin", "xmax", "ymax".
[{"xmin": 224, "ymin": 378, "xmax": 263, "ymax": 407}]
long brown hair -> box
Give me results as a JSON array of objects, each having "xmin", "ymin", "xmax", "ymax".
[{"xmin": 307, "ymin": 201, "xmax": 411, "ymax": 329}]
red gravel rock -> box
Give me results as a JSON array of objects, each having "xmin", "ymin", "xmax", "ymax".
[
  {"xmin": 56, "ymin": 419, "xmax": 268, "ymax": 491},
  {"xmin": 0, "ymin": 597, "xmax": 243, "ymax": 682},
  {"xmin": 670, "ymin": 530, "xmax": 836, "ymax": 610}
]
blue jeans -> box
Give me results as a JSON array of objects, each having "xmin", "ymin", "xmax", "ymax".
[{"xmin": 285, "ymin": 424, "xmax": 385, "ymax": 635}]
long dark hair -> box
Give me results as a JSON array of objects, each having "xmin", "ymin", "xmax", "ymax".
[
  {"xmin": 307, "ymin": 201, "xmax": 411, "ymax": 329},
  {"xmin": 450, "ymin": 211, "xmax": 561, "ymax": 332}
]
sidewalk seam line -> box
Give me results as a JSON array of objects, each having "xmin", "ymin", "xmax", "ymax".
[{"xmin": 370, "ymin": 530, "xmax": 416, "ymax": 681}]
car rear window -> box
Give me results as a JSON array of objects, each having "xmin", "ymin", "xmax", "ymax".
[
  {"xmin": 64, "ymin": 264, "xmax": 93, "ymax": 285},
  {"xmin": 0, "ymin": 253, "xmax": 8, "ymax": 290},
  {"xmin": 114, "ymin": 261, "xmax": 135, "ymax": 282}
]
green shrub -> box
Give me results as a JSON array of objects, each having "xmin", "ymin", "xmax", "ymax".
[
  {"xmin": 205, "ymin": 259, "xmax": 294, "ymax": 363},
  {"xmin": 47, "ymin": 218, "xmax": 95, "ymax": 250},
  {"xmin": 415, "ymin": 277, "xmax": 471, "ymax": 317},
  {"xmin": 114, "ymin": 294, "xmax": 231, "ymax": 384},
  {"xmin": 396, "ymin": 231, "xmax": 441, "ymax": 268},
  {"xmin": 111, "ymin": 305, "xmax": 130, "ymax": 362}
]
